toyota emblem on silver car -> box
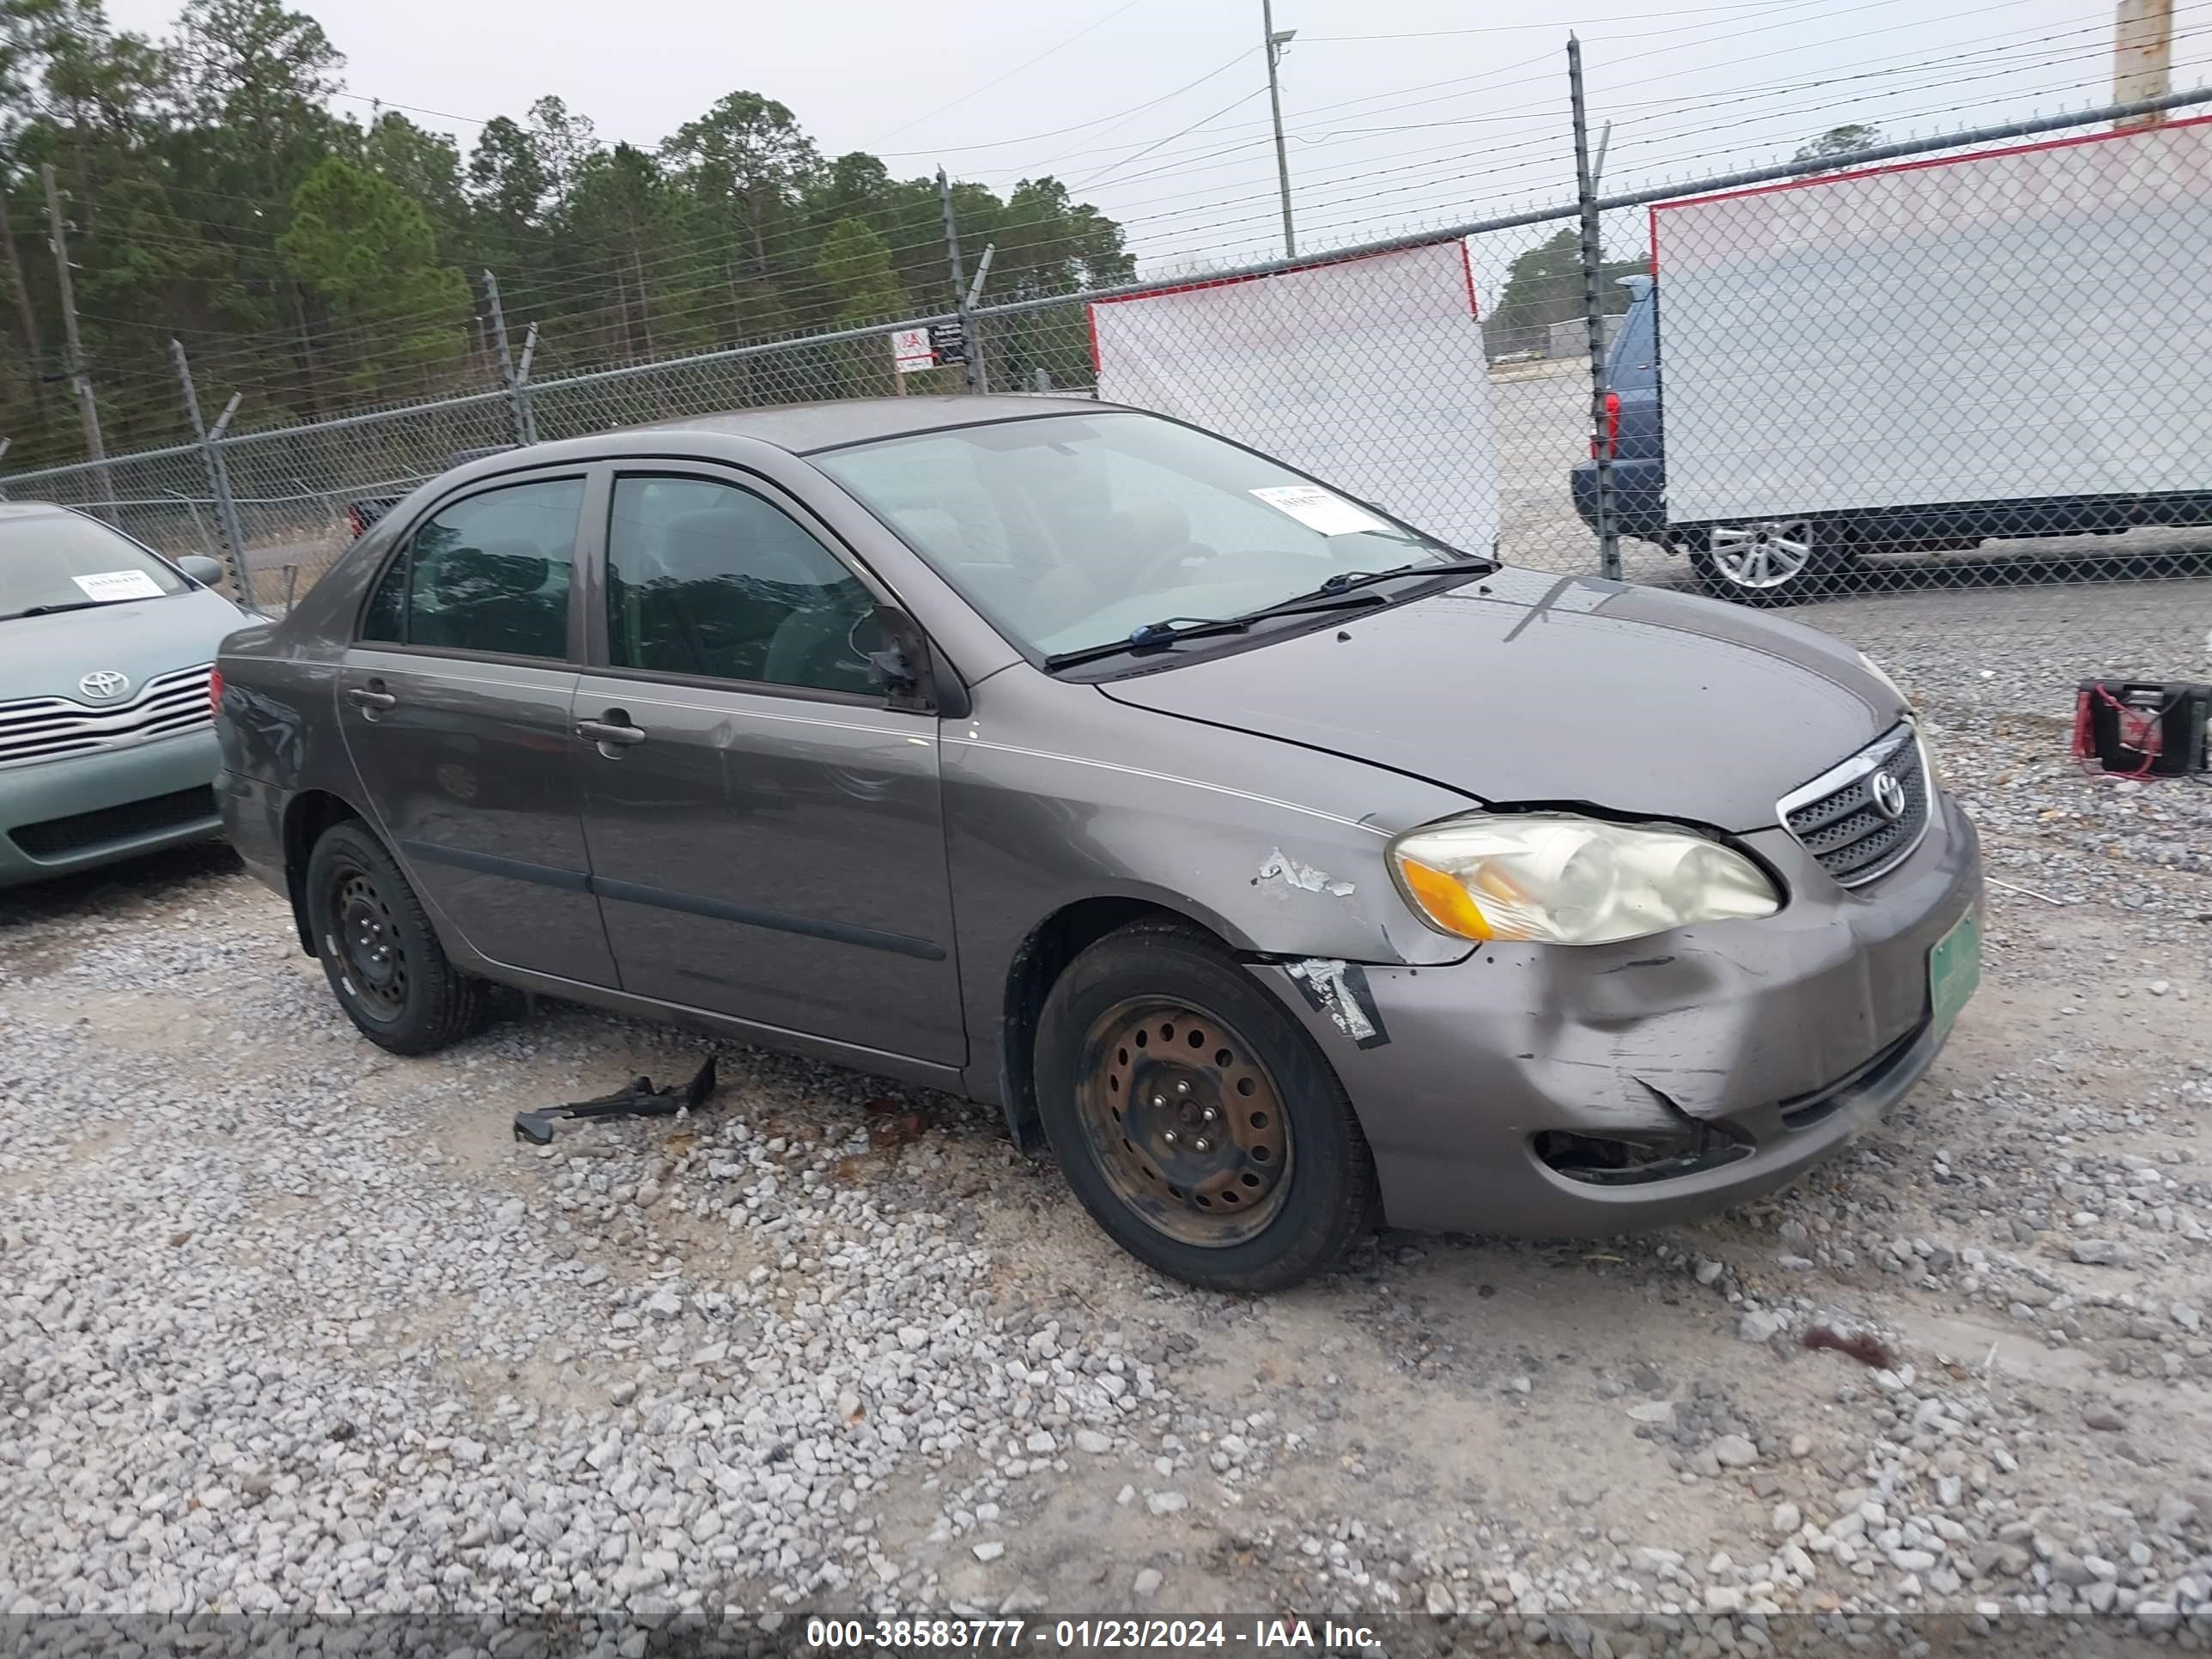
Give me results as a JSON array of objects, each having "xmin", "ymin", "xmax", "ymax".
[
  {"xmin": 1870, "ymin": 769, "xmax": 1906, "ymax": 821},
  {"xmin": 78, "ymin": 670, "xmax": 131, "ymax": 701}
]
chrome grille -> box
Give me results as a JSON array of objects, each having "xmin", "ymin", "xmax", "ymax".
[
  {"xmin": 1778, "ymin": 723, "xmax": 1931, "ymax": 886},
  {"xmin": 0, "ymin": 663, "xmax": 215, "ymax": 769}
]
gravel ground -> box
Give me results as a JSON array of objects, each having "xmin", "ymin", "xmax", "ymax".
[{"xmin": 3, "ymin": 606, "xmax": 2210, "ymax": 1656}]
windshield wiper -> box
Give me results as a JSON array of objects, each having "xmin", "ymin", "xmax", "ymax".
[
  {"xmin": 1244, "ymin": 556, "xmax": 1498, "ymax": 617},
  {"xmin": 1044, "ymin": 615, "xmax": 1254, "ymax": 670},
  {"xmin": 1044, "ymin": 588, "xmax": 1399, "ymax": 670},
  {"xmin": 1042, "ymin": 556, "xmax": 1498, "ymax": 672},
  {"xmin": 9, "ymin": 600, "xmax": 105, "ymax": 619}
]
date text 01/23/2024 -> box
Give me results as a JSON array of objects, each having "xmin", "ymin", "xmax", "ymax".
[{"xmin": 804, "ymin": 1618, "xmax": 1382, "ymax": 1650}]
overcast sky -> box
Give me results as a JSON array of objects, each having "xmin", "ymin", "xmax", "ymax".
[{"xmin": 100, "ymin": 0, "xmax": 2209, "ymax": 280}]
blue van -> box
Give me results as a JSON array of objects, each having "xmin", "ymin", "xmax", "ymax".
[{"xmin": 1569, "ymin": 276, "xmax": 2211, "ymax": 604}]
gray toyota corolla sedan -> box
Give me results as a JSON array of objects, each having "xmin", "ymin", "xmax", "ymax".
[{"xmin": 215, "ymin": 397, "xmax": 1982, "ymax": 1291}]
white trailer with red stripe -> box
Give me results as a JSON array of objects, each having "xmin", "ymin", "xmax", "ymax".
[
  {"xmin": 1640, "ymin": 116, "xmax": 2212, "ymax": 598},
  {"xmin": 1087, "ymin": 240, "xmax": 1502, "ymax": 559}
]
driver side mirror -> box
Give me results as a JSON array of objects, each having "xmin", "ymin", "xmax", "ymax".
[
  {"xmin": 177, "ymin": 555, "xmax": 225, "ymax": 587},
  {"xmin": 867, "ymin": 606, "xmax": 968, "ymax": 719}
]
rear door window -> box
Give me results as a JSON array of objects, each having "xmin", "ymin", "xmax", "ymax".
[{"xmin": 361, "ymin": 478, "xmax": 584, "ymax": 659}]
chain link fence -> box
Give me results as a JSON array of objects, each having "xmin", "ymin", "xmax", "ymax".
[{"xmin": 4, "ymin": 88, "xmax": 2209, "ymax": 736}]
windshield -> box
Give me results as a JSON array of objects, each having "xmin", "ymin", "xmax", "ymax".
[
  {"xmin": 812, "ymin": 411, "xmax": 1466, "ymax": 659},
  {"xmin": 0, "ymin": 511, "xmax": 188, "ymax": 622}
]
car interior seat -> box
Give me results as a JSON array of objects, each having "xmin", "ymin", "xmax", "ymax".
[
  {"xmin": 636, "ymin": 507, "xmax": 844, "ymax": 682},
  {"xmin": 422, "ymin": 538, "xmax": 556, "ymax": 654}
]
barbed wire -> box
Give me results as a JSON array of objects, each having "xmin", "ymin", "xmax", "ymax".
[
  {"xmin": 78, "ymin": 0, "xmax": 2140, "ymax": 383},
  {"xmin": 9, "ymin": 0, "xmax": 2210, "ymax": 473}
]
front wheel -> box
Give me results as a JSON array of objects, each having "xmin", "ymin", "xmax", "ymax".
[
  {"xmin": 1034, "ymin": 921, "xmax": 1376, "ymax": 1292},
  {"xmin": 305, "ymin": 820, "xmax": 487, "ymax": 1054},
  {"xmin": 1687, "ymin": 518, "xmax": 1856, "ymax": 605}
]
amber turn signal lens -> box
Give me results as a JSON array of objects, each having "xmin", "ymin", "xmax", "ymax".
[{"xmin": 1395, "ymin": 854, "xmax": 1494, "ymax": 940}]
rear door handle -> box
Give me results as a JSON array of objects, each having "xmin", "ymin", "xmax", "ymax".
[
  {"xmin": 578, "ymin": 715, "xmax": 647, "ymax": 748},
  {"xmin": 346, "ymin": 684, "xmax": 398, "ymax": 713}
]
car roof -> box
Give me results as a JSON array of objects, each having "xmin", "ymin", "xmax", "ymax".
[{"xmin": 569, "ymin": 394, "xmax": 1122, "ymax": 458}]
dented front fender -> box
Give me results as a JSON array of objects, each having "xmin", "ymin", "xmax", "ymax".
[{"xmin": 944, "ymin": 676, "xmax": 1480, "ymax": 1106}]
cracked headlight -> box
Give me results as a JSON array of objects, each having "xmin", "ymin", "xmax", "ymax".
[{"xmin": 1389, "ymin": 813, "xmax": 1781, "ymax": 945}]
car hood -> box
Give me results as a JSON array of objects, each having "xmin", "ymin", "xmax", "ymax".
[
  {"xmin": 1096, "ymin": 567, "xmax": 1903, "ymax": 832},
  {"xmin": 0, "ymin": 586, "xmax": 242, "ymax": 702}
]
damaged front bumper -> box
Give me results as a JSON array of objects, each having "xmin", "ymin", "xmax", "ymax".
[{"xmin": 1255, "ymin": 796, "xmax": 1982, "ymax": 1237}]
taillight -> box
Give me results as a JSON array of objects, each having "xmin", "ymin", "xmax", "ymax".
[
  {"xmin": 1589, "ymin": 392, "xmax": 1623, "ymax": 459},
  {"xmin": 209, "ymin": 668, "xmax": 224, "ymax": 717}
]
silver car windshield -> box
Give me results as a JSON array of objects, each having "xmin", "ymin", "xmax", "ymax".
[
  {"xmin": 812, "ymin": 412, "xmax": 1462, "ymax": 658},
  {"xmin": 0, "ymin": 512, "xmax": 187, "ymax": 622}
]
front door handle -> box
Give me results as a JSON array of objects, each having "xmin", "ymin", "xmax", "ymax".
[
  {"xmin": 346, "ymin": 683, "xmax": 398, "ymax": 714},
  {"xmin": 578, "ymin": 714, "xmax": 647, "ymax": 749}
]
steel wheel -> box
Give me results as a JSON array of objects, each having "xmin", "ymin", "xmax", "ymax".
[
  {"xmin": 1707, "ymin": 519, "xmax": 1818, "ymax": 590},
  {"xmin": 1073, "ymin": 997, "xmax": 1292, "ymax": 1248},
  {"xmin": 305, "ymin": 821, "xmax": 486, "ymax": 1054},
  {"xmin": 327, "ymin": 861, "xmax": 409, "ymax": 1020}
]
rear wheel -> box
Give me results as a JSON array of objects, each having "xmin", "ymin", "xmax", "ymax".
[
  {"xmin": 1034, "ymin": 921, "xmax": 1376, "ymax": 1292},
  {"xmin": 305, "ymin": 821, "xmax": 486, "ymax": 1054},
  {"xmin": 1688, "ymin": 518, "xmax": 1857, "ymax": 605}
]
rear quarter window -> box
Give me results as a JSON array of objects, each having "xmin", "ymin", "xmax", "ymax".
[
  {"xmin": 1607, "ymin": 298, "xmax": 1658, "ymax": 390},
  {"xmin": 361, "ymin": 544, "xmax": 408, "ymax": 641}
]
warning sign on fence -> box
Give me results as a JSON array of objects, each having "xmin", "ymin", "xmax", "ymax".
[{"xmin": 892, "ymin": 320, "xmax": 968, "ymax": 374}]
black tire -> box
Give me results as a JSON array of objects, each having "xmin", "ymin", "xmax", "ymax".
[
  {"xmin": 304, "ymin": 819, "xmax": 486, "ymax": 1054},
  {"xmin": 1034, "ymin": 920, "xmax": 1376, "ymax": 1292},
  {"xmin": 1686, "ymin": 518, "xmax": 1857, "ymax": 606}
]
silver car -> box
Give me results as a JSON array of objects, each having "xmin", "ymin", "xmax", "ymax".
[
  {"xmin": 215, "ymin": 398, "xmax": 1982, "ymax": 1291},
  {"xmin": 2, "ymin": 503, "xmax": 240, "ymax": 888}
]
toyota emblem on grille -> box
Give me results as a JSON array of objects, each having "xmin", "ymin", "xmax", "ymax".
[
  {"xmin": 78, "ymin": 670, "xmax": 131, "ymax": 702},
  {"xmin": 1870, "ymin": 769, "xmax": 1906, "ymax": 821}
]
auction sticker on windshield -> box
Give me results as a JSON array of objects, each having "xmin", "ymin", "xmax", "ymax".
[
  {"xmin": 72, "ymin": 569, "xmax": 167, "ymax": 603},
  {"xmin": 1250, "ymin": 484, "xmax": 1389, "ymax": 537}
]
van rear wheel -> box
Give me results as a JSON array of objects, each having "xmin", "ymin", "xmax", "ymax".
[{"xmin": 1688, "ymin": 519, "xmax": 1856, "ymax": 605}]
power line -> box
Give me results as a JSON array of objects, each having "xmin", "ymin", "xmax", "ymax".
[
  {"xmin": 1304, "ymin": 0, "xmax": 1838, "ymax": 43},
  {"xmin": 1044, "ymin": 0, "xmax": 2188, "ymax": 248},
  {"xmin": 1067, "ymin": 88, "xmax": 1272, "ymax": 192},
  {"xmin": 1100, "ymin": 31, "xmax": 2193, "ymax": 271},
  {"xmin": 868, "ymin": 0, "xmax": 1150, "ymax": 143}
]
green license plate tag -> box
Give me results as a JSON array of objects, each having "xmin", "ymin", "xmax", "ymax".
[{"xmin": 1929, "ymin": 907, "xmax": 1983, "ymax": 1036}]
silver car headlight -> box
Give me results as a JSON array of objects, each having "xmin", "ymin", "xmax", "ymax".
[{"xmin": 1388, "ymin": 812, "xmax": 1781, "ymax": 945}]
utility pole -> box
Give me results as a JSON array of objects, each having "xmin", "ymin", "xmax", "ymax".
[
  {"xmin": 40, "ymin": 163, "xmax": 111, "ymax": 495},
  {"xmin": 1264, "ymin": 0, "xmax": 1298, "ymax": 258},
  {"xmin": 0, "ymin": 183, "xmax": 47, "ymax": 413},
  {"xmin": 2113, "ymin": 0, "xmax": 2175, "ymax": 130}
]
